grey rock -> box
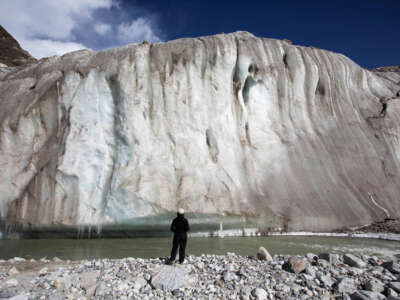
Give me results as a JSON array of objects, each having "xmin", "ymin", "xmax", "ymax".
[
  {"xmin": 53, "ymin": 257, "xmax": 63, "ymax": 262},
  {"xmin": 317, "ymin": 259, "xmax": 330, "ymax": 268},
  {"xmin": 5, "ymin": 278, "xmax": 18, "ymax": 287},
  {"xmin": 382, "ymin": 261, "xmax": 400, "ymax": 275},
  {"xmin": 350, "ymin": 290, "xmax": 385, "ymax": 300},
  {"xmin": 47, "ymin": 270, "xmax": 62, "ymax": 281},
  {"xmin": 306, "ymin": 253, "xmax": 318, "ymax": 262},
  {"xmin": 275, "ymin": 283, "xmax": 291, "ymax": 293},
  {"xmin": 7, "ymin": 295, "xmax": 29, "ymax": 300},
  {"xmin": 0, "ymin": 291, "xmax": 13, "ymax": 298},
  {"xmin": 335, "ymin": 277, "xmax": 357, "ymax": 294},
  {"xmin": 370, "ymin": 266, "xmax": 384, "ymax": 276},
  {"xmin": 330, "ymin": 267, "xmax": 340, "ymax": 277},
  {"xmin": 364, "ymin": 278, "xmax": 384, "ymax": 293},
  {"xmin": 133, "ymin": 277, "xmax": 147, "ymax": 291},
  {"xmin": 117, "ymin": 281, "xmax": 130, "ymax": 291},
  {"xmin": 223, "ymin": 271, "xmax": 238, "ymax": 282},
  {"xmin": 348, "ymin": 267, "xmax": 364, "ymax": 276},
  {"xmin": 79, "ymin": 271, "xmax": 99, "ymax": 290},
  {"xmin": 386, "ymin": 287, "xmax": 398, "ymax": 297},
  {"xmin": 289, "ymin": 283, "xmax": 302, "ymax": 293},
  {"xmin": 389, "ymin": 282, "xmax": 400, "ymax": 293},
  {"xmin": 63, "ymin": 275, "xmax": 72, "ymax": 290},
  {"xmin": 301, "ymin": 273, "xmax": 315, "ymax": 282},
  {"xmin": 257, "ymin": 247, "xmax": 273, "ymax": 261},
  {"xmin": 38, "ymin": 267, "xmax": 48, "ymax": 276},
  {"xmin": 8, "ymin": 267, "xmax": 19, "ymax": 275},
  {"xmin": 94, "ymin": 282, "xmax": 111, "ymax": 296},
  {"xmin": 53, "ymin": 278, "xmax": 65, "ymax": 291},
  {"xmin": 344, "ymin": 254, "xmax": 367, "ymax": 268},
  {"xmin": 251, "ymin": 288, "xmax": 268, "ymax": 300},
  {"xmin": 12, "ymin": 257, "xmax": 26, "ymax": 262},
  {"xmin": 283, "ymin": 257, "xmax": 309, "ymax": 274},
  {"xmin": 368, "ymin": 256, "xmax": 379, "ymax": 266},
  {"xmin": 383, "ymin": 271, "xmax": 398, "ymax": 280},
  {"xmin": 305, "ymin": 266, "xmax": 316, "ymax": 277},
  {"xmin": 319, "ymin": 253, "xmax": 340, "ymax": 265},
  {"xmin": 151, "ymin": 265, "xmax": 189, "ymax": 291},
  {"xmin": 318, "ymin": 274, "xmax": 334, "ymax": 288}
]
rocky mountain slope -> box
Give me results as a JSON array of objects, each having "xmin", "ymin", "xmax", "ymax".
[
  {"xmin": 0, "ymin": 31, "xmax": 400, "ymax": 237},
  {"xmin": 0, "ymin": 25, "xmax": 36, "ymax": 67}
]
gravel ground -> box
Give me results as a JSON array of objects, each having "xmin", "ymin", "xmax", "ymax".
[{"xmin": 0, "ymin": 249, "xmax": 400, "ymax": 300}]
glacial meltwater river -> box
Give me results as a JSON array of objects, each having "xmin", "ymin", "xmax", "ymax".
[{"xmin": 0, "ymin": 236, "xmax": 399, "ymax": 260}]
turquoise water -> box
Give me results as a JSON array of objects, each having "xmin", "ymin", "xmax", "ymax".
[{"xmin": 0, "ymin": 236, "xmax": 398, "ymax": 260}]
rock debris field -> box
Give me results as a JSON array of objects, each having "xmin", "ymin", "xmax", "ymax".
[{"xmin": 1, "ymin": 248, "xmax": 400, "ymax": 300}]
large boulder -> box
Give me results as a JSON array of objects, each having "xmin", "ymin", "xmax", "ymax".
[
  {"xmin": 151, "ymin": 265, "xmax": 190, "ymax": 291},
  {"xmin": 257, "ymin": 247, "xmax": 273, "ymax": 261},
  {"xmin": 344, "ymin": 254, "xmax": 367, "ymax": 268}
]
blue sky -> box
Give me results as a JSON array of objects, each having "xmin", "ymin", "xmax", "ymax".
[{"xmin": 1, "ymin": 0, "xmax": 398, "ymax": 69}]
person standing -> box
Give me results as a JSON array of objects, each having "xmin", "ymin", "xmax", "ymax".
[{"xmin": 168, "ymin": 208, "xmax": 190, "ymax": 264}]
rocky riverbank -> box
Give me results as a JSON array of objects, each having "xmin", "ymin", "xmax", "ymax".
[
  {"xmin": 1, "ymin": 249, "xmax": 400, "ymax": 300},
  {"xmin": 355, "ymin": 219, "xmax": 400, "ymax": 235}
]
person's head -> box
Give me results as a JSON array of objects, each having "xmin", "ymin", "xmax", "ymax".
[{"xmin": 177, "ymin": 208, "xmax": 184, "ymax": 216}]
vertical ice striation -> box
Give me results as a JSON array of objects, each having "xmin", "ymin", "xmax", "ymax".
[
  {"xmin": 0, "ymin": 31, "xmax": 400, "ymax": 236},
  {"xmin": 56, "ymin": 69, "xmax": 116, "ymax": 225}
]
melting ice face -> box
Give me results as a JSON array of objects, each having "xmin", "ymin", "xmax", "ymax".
[{"xmin": 1, "ymin": 32, "xmax": 400, "ymax": 235}]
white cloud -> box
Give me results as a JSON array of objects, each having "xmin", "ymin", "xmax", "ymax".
[
  {"xmin": 118, "ymin": 18, "xmax": 162, "ymax": 43},
  {"xmin": 0, "ymin": 0, "xmax": 163, "ymax": 59},
  {"xmin": 94, "ymin": 22, "xmax": 112, "ymax": 36},
  {"xmin": 19, "ymin": 39, "xmax": 89, "ymax": 59},
  {"xmin": 0, "ymin": 0, "xmax": 115, "ymax": 40}
]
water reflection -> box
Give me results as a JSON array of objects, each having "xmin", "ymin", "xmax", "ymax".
[{"xmin": 0, "ymin": 236, "xmax": 398, "ymax": 260}]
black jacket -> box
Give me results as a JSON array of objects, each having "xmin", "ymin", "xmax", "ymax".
[{"xmin": 170, "ymin": 214, "xmax": 190, "ymax": 237}]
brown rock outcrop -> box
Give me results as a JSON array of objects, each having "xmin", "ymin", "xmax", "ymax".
[{"xmin": 0, "ymin": 25, "xmax": 37, "ymax": 67}]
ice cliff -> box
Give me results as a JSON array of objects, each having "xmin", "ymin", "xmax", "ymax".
[{"xmin": 1, "ymin": 31, "xmax": 400, "ymax": 237}]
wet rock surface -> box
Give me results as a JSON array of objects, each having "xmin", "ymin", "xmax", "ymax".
[{"xmin": 0, "ymin": 251, "xmax": 399, "ymax": 299}]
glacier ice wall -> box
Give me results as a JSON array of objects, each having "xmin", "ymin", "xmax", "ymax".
[{"xmin": 1, "ymin": 31, "xmax": 400, "ymax": 235}]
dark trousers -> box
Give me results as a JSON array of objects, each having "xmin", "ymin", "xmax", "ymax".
[{"xmin": 170, "ymin": 235, "xmax": 187, "ymax": 263}]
